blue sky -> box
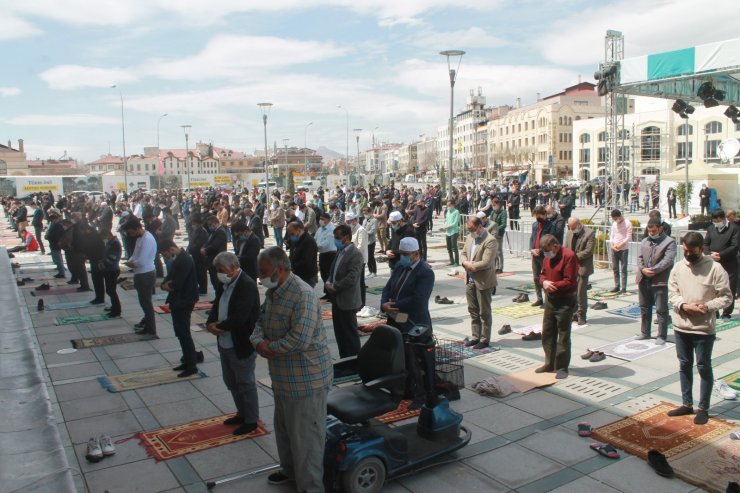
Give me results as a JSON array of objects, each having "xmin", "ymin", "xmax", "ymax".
[{"xmin": 1, "ymin": 0, "xmax": 738, "ymax": 163}]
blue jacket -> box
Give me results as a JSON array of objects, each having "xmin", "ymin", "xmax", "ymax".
[
  {"xmin": 529, "ymin": 219, "xmax": 555, "ymax": 250},
  {"xmin": 380, "ymin": 261, "xmax": 434, "ymax": 332}
]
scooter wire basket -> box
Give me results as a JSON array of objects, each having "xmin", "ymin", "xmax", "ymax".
[{"xmin": 434, "ymin": 337, "xmax": 465, "ymax": 390}]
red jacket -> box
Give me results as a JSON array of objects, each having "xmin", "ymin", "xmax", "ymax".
[{"xmin": 540, "ymin": 247, "xmax": 579, "ymax": 298}]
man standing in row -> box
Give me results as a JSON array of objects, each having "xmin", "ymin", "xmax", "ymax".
[
  {"xmin": 636, "ymin": 218, "xmax": 676, "ymax": 344},
  {"xmin": 703, "ymin": 209, "xmax": 739, "ymax": 321},
  {"xmin": 461, "ymin": 217, "xmax": 498, "ymax": 349},
  {"xmin": 286, "ymin": 221, "xmax": 319, "ymax": 287},
  {"xmin": 530, "ymin": 206, "xmax": 555, "ymax": 307},
  {"xmin": 315, "ymin": 212, "xmax": 337, "ymax": 300},
  {"xmin": 609, "ymin": 209, "xmax": 632, "ymax": 293},
  {"xmin": 564, "ymin": 218, "xmax": 594, "ymax": 326},
  {"xmin": 489, "ymin": 197, "xmax": 507, "ymax": 273},
  {"xmin": 122, "ymin": 219, "xmax": 158, "ymax": 337}
]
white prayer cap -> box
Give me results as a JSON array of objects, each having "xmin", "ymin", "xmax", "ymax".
[
  {"xmin": 345, "ymin": 212, "xmax": 357, "ymax": 221},
  {"xmin": 388, "ymin": 211, "xmax": 403, "ymax": 222},
  {"xmin": 399, "ymin": 237, "xmax": 419, "ymax": 252},
  {"xmin": 476, "ymin": 211, "xmax": 487, "ymax": 219}
]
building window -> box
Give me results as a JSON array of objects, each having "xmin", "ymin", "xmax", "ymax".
[
  {"xmin": 618, "ymin": 129, "xmax": 630, "ymax": 140},
  {"xmin": 641, "ymin": 126, "xmax": 661, "ymax": 161},
  {"xmin": 598, "ymin": 147, "xmax": 607, "ymax": 163},
  {"xmin": 598, "ymin": 131, "xmax": 607, "ymax": 142},
  {"xmin": 677, "ymin": 123, "xmax": 693, "ymax": 136},
  {"xmin": 677, "ymin": 142, "xmax": 693, "ymax": 160},
  {"xmin": 579, "ymin": 133, "xmax": 591, "ymax": 144},
  {"xmin": 579, "ymin": 148, "xmax": 590, "ymax": 164},
  {"xmin": 706, "ymin": 140, "xmax": 720, "ymax": 159},
  {"xmin": 705, "ymin": 121, "xmax": 722, "ymax": 134}
]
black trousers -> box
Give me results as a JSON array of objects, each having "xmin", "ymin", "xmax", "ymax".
[
  {"xmin": 721, "ymin": 263, "xmax": 738, "ymax": 317},
  {"xmin": 103, "ymin": 270, "xmax": 121, "ymax": 315},
  {"xmin": 367, "ymin": 242, "xmax": 377, "ymax": 274},
  {"xmin": 90, "ymin": 260, "xmax": 105, "ymax": 301},
  {"xmin": 542, "ymin": 295, "xmax": 575, "ymax": 371},
  {"xmin": 68, "ymin": 252, "xmax": 88, "ymax": 288},
  {"xmin": 172, "ymin": 305, "xmax": 197, "ymax": 370},
  {"xmin": 331, "ymin": 304, "xmax": 360, "ymax": 358},
  {"xmin": 193, "ymin": 254, "xmax": 208, "ymax": 294},
  {"xmin": 416, "ymin": 230, "xmax": 428, "ymax": 261},
  {"xmin": 208, "ymin": 264, "xmax": 223, "ymax": 299},
  {"xmin": 319, "ymin": 251, "xmax": 337, "ymax": 294},
  {"xmin": 34, "ymin": 225, "xmax": 45, "ymax": 253}
]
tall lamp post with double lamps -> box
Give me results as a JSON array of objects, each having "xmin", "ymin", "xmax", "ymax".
[
  {"xmin": 111, "ymin": 85, "xmax": 128, "ymax": 194},
  {"xmin": 258, "ymin": 103, "xmax": 273, "ymax": 197},
  {"xmin": 304, "ymin": 122, "xmax": 313, "ymax": 176},
  {"xmin": 353, "ymin": 128, "xmax": 362, "ymax": 175},
  {"xmin": 440, "ymin": 50, "xmax": 465, "ymax": 197},
  {"xmin": 156, "ymin": 113, "xmax": 168, "ymax": 190},
  {"xmin": 337, "ymin": 105, "xmax": 349, "ymax": 177},
  {"xmin": 181, "ymin": 125, "xmax": 192, "ymax": 191}
]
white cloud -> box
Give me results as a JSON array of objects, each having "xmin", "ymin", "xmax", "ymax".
[
  {"xmin": 412, "ymin": 27, "xmax": 508, "ymax": 50},
  {"xmin": 24, "ymin": 144, "xmax": 89, "ymax": 161},
  {"xmin": 39, "ymin": 65, "xmax": 138, "ymax": 90},
  {"xmin": 0, "ymin": 87, "xmax": 22, "ymax": 97},
  {"xmin": 535, "ymin": 0, "xmax": 740, "ymax": 66},
  {"xmin": 0, "ymin": 14, "xmax": 42, "ymax": 41},
  {"xmin": 6, "ymin": 114, "xmax": 120, "ymax": 126}
]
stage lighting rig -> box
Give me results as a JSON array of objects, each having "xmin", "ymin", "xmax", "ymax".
[
  {"xmin": 671, "ymin": 99, "xmax": 695, "ymax": 119},
  {"xmin": 594, "ymin": 63, "xmax": 618, "ymax": 96},
  {"xmin": 725, "ymin": 105, "xmax": 740, "ymax": 124},
  {"xmin": 697, "ymin": 81, "xmax": 725, "ymax": 108}
]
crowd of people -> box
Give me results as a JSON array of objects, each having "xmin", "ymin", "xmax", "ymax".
[{"xmin": 2, "ymin": 176, "xmax": 738, "ymax": 491}]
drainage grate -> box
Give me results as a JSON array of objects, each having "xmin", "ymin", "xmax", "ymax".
[
  {"xmin": 614, "ymin": 394, "xmax": 665, "ymax": 414},
  {"xmin": 554, "ymin": 377, "xmax": 631, "ymax": 402},
  {"xmin": 465, "ymin": 351, "xmax": 539, "ymax": 374}
]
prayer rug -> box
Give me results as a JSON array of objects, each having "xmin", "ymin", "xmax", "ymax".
[
  {"xmin": 20, "ymin": 279, "xmax": 69, "ymax": 289},
  {"xmin": 366, "ymin": 286, "xmax": 385, "ymax": 295},
  {"xmin": 593, "ymin": 336, "xmax": 674, "ymax": 362},
  {"xmin": 492, "ymin": 304, "xmax": 544, "ymax": 319},
  {"xmin": 436, "ymin": 340, "xmax": 501, "ymax": 364},
  {"xmin": 322, "ymin": 310, "xmax": 333, "ymax": 321},
  {"xmin": 55, "ymin": 313, "xmax": 115, "ymax": 325},
  {"xmin": 607, "ymin": 303, "xmax": 642, "ymax": 319},
  {"xmin": 713, "ymin": 319, "xmax": 740, "ymax": 334},
  {"xmin": 137, "ymin": 414, "xmax": 269, "ymax": 461},
  {"xmin": 97, "ymin": 367, "xmax": 206, "ymax": 392},
  {"xmin": 591, "ymin": 402, "xmax": 736, "ymax": 460},
  {"xmin": 589, "ymin": 289, "xmax": 635, "ymax": 301},
  {"xmin": 507, "ymin": 283, "xmax": 536, "ymax": 293},
  {"xmin": 376, "ymin": 400, "xmax": 421, "ymax": 424},
  {"xmin": 511, "ymin": 322, "xmax": 585, "ymax": 335},
  {"xmin": 720, "ymin": 370, "xmax": 740, "ymax": 392},
  {"xmin": 45, "ymin": 300, "xmax": 100, "ymax": 311},
  {"xmin": 31, "ymin": 286, "xmax": 81, "ymax": 296},
  {"xmin": 71, "ymin": 332, "xmax": 158, "ymax": 349},
  {"xmin": 358, "ymin": 320, "xmax": 386, "ymax": 334},
  {"xmin": 18, "ymin": 266, "xmax": 57, "ymax": 274},
  {"xmin": 448, "ymin": 272, "xmax": 466, "ymax": 280},
  {"xmin": 670, "ymin": 434, "xmax": 740, "ymax": 493},
  {"xmin": 154, "ymin": 301, "xmax": 213, "ymax": 314},
  {"xmin": 502, "ymin": 367, "xmax": 558, "ymax": 393}
]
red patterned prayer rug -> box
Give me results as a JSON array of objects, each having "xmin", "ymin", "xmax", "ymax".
[
  {"xmin": 137, "ymin": 414, "xmax": 269, "ymax": 461},
  {"xmin": 154, "ymin": 300, "xmax": 213, "ymax": 314},
  {"xmin": 376, "ymin": 400, "xmax": 421, "ymax": 424},
  {"xmin": 592, "ymin": 402, "xmax": 735, "ymax": 460},
  {"xmin": 358, "ymin": 320, "xmax": 386, "ymax": 334}
]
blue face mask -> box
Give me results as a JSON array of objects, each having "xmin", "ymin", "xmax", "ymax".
[
  {"xmin": 288, "ymin": 234, "xmax": 299, "ymax": 243},
  {"xmin": 398, "ymin": 254, "xmax": 412, "ymax": 268},
  {"xmin": 334, "ymin": 238, "xmax": 345, "ymax": 250}
]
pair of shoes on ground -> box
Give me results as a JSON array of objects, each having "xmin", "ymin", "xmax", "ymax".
[
  {"xmin": 714, "ymin": 380, "xmax": 738, "ymax": 400},
  {"xmin": 580, "ymin": 350, "xmax": 606, "ymax": 362},
  {"xmin": 534, "ymin": 365, "xmax": 568, "ymax": 379},
  {"xmin": 172, "ymin": 363, "xmax": 199, "ymax": 378},
  {"xmin": 591, "ymin": 301, "xmax": 608, "ymax": 310},
  {"xmin": 464, "ymin": 338, "xmax": 490, "ymax": 350},
  {"xmin": 223, "ymin": 415, "xmax": 259, "ymax": 436},
  {"xmin": 512, "ymin": 293, "xmax": 529, "ymax": 303},
  {"xmin": 634, "ymin": 334, "xmax": 667, "ymax": 345},
  {"xmin": 36, "ymin": 282, "xmax": 50, "ymax": 291},
  {"xmin": 498, "ymin": 324, "xmax": 511, "ymax": 335},
  {"xmin": 434, "ymin": 295, "xmax": 454, "ymax": 304},
  {"xmin": 85, "ymin": 435, "xmax": 115, "ymax": 462},
  {"xmin": 666, "ymin": 405, "xmax": 710, "ymax": 425},
  {"xmin": 531, "ymin": 299, "xmax": 543, "ymax": 307},
  {"xmin": 522, "ymin": 331, "xmax": 541, "ymax": 341},
  {"xmin": 133, "ymin": 324, "xmax": 158, "ymax": 337}
]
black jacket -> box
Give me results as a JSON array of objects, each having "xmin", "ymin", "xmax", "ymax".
[
  {"xmin": 236, "ymin": 234, "xmax": 261, "ymax": 281},
  {"xmin": 704, "ymin": 222, "xmax": 740, "ymax": 266},
  {"xmin": 163, "ymin": 249, "xmax": 200, "ymax": 310},
  {"xmin": 206, "ymin": 271, "xmax": 260, "ymax": 359},
  {"xmin": 46, "ymin": 221, "xmax": 65, "ymax": 250},
  {"xmin": 289, "ymin": 232, "xmax": 319, "ymax": 283},
  {"xmin": 387, "ymin": 223, "xmax": 416, "ymax": 269},
  {"xmin": 203, "ymin": 225, "xmax": 227, "ymax": 263}
]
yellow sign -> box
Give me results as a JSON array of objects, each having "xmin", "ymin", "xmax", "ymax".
[
  {"xmin": 214, "ymin": 175, "xmax": 233, "ymax": 184},
  {"xmin": 189, "ymin": 181, "xmax": 210, "ymax": 187},
  {"xmin": 18, "ymin": 179, "xmax": 61, "ymax": 193}
]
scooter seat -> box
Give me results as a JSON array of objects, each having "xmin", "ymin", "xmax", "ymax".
[{"xmin": 328, "ymin": 386, "xmax": 399, "ymax": 424}]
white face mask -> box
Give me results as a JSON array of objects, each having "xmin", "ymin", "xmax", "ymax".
[
  {"xmin": 261, "ymin": 274, "xmax": 279, "ymax": 289},
  {"xmin": 544, "ymin": 250, "xmax": 556, "ymax": 259},
  {"xmin": 716, "ymin": 220, "xmax": 727, "ymax": 231},
  {"xmin": 217, "ymin": 272, "xmax": 232, "ymax": 284}
]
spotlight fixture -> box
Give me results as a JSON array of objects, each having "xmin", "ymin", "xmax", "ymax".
[
  {"xmin": 725, "ymin": 105, "xmax": 740, "ymax": 124},
  {"xmin": 696, "ymin": 81, "xmax": 724, "ymax": 108},
  {"xmin": 594, "ymin": 64, "xmax": 618, "ymax": 97},
  {"xmin": 671, "ymin": 99, "xmax": 695, "ymax": 119}
]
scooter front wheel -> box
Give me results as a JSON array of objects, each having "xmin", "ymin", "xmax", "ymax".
[{"xmin": 341, "ymin": 456, "xmax": 386, "ymax": 493}]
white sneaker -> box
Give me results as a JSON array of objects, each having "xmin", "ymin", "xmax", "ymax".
[
  {"xmin": 714, "ymin": 380, "xmax": 738, "ymax": 400},
  {"xmin": 85, "ymin": 437, "xmax": 103, "ymax": 462},
  {"xmin": 655, "ymin": 337, "xmax": 666, "ymax": 346},
  {"xmin": 99, "ymin": 434, "xmax": 115, "ymax": 456}
]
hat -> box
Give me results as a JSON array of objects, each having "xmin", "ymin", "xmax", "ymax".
[
  {"xmin": 345, "ymin": 212, "xmax": 357, "ymax": 221},
  {"xmin": 480, "ymin": 191, "xmax": 487, "ymax": 197},
  {"xmin": 47, "ymin": 207, "xmax": 61, "ymax": 217},
  {"xmin": 388, "ymin": 211, "xmax": 403, "ymax": 222},
  {"xmin": 399, "ymin": 237, "xmax": 420, "ymax": 252},
  {"xmin": 100, "ymin": 201, "xmax": 108, "ymax": 207},
  {"xmin": 476, "ymin": 211, "xmax": 487, "ymax": 219},
  {"xmin": 320, "ymin": 212, "xmax": 331, "ymax": 219}
]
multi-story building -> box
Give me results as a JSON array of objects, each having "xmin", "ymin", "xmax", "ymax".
[
  {"xmin": 270, "ymin": 147, "xmax": 323, "ymax": 176},
  {"xmin": 398, "ymin": 143, "xmax": 418, "ymax": 175},
  {"xmin": 574, "ymin": 96, "xmax": 740, "ymax": 182},
  {"xmin": 88, "ymin": 154, "xmax": 124, "ymax": 174},
  {"xmin": 486, "ymin": 82, "xmax": 605, "ymax": 183},
  {"xmin": 438, "ymin": 87, "xmax": 488, "ymax": 180},
  {"xmin": 416, "ymin": 137, "xmax": 438, "ymax": 174},
  {"xmin": 1, "ymin": 139, "xmax": 82, "ymax": 176}
]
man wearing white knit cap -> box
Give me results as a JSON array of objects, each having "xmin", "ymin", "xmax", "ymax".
[{"xmin": 386, "ymin": 210, "xmax": 415, "ymax": 270}]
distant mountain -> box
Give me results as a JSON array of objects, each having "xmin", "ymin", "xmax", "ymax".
[{"xmin": 316, "ymin": 146, "xmax": 343, "ymax": 161}]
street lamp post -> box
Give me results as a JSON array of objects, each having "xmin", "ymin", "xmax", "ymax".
[
  {"xmin": 337, "ymin": 105, "xmax": 349, "ymax": 176},
  {"xmin": 111, "ymin": 85, "xmax": 128, "ymax": 194},
  {"xmin": 258, "ymin": 103, "xmax": 273, "ymax": 197},
  {"xmin": 440, "ymin": 50, "xmax": 465, "ymax": 197},
  {"xmin": 304, "ymin": 122, "xmax": 313, "ymax": 176},
  {"xmin": 282, "ymin": 138, "xmax": 290, "ymax": 180},
  {"xmin": 156, "ymin": 113, "xmax": 168, "ymax": 190},
  {"xmin": 181, "ymin": 125, "xmax": 192, "ymax": 191},
  {"xmin": 353, "ymin": 128, "xmax": 362, "ymax": 175},
  {"xmin": 684, "ymin": 120, "xmax": 691, "ymax": 215}
]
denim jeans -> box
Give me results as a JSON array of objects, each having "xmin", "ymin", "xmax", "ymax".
[
  {"xmin": 446, "ymin": 233, "xmax": 459, "ymax": 264},
  {"xmin": 219, "ymin": 348, "xmax": 259, "ymax": 423},
  {"xmin": 273, "ymin": 227, "xmax": 283, "ymax": 247},
  {"xmin": 638, "ymin": 281, "xmax": 669, "ymax": 339},
  {"xmin": 612, "ymin": 249, "xmax": 629, "ymax": 290},
  {"xmin": 674, "ymin": 330, "xmax": 715, "ymax": 410},
  {"xmin": 50, "ymin": 249, "xmax": 65, "ymax": 277}
]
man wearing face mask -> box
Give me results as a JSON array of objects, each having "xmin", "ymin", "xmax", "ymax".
[
  {"xmin": 325, "ymin": 224, "xmax": 363, "ymax": 358},
  {"xmin": 160, "ymin": 240, "xmax": 200, "ymax": 377},
  {"xmin": 529, "ymin": 206, "xmax": 555, "ymax": 307},
  {"xmin": 537, "ymin": 235, "xmax": 579, "ymax": 379},
  {"xmin": 564, "ymin": 218, "xmax": 594, "ymax": 326},
  {"xmin": 490, "ymin": 197, "xmax": 507, "ymax": 272},
  {"xmin": 635, "ymin": 219, "xmax": 677, "ymax": 344},
  {"xmin": 609, "ymin": 209, "xmax": 632, "ymax": 293},
  {"xmin": 232, "ymin": 223, "xmax": 260, "ymax": 281},
  {"xmin": 345, "ymin": 212, "xmax": 368, "ymax": 306},
  {"xmin": 699, "ymin": 184, "xmax": 711, "ymax": 216},
  {"xmin": 386, "ymin": 210, "xmax": 415, "ymax": 270},
  {"xmin": 703, "ymin": 209, "xmax": 740, "ymax": 321},
  {"xmin": 546, "ymin": 205, "xmax": 565, "ymax": 243},
  {"xmin": 269, "ymin": 200, "xmax": 286, "ymax": 248},
  {"xmin": 207, "ymin": 252, "xmax": 261, "ymax": 436},
  {"xmin": 667, "ymin": 232, "xmax": 732, "ymax": 425},
  {"xmin": 314, "ymin": 212, "xmax": 337, "ymax": 301},
  {"xmin": 286, "ymin": 220, "xmax": 319, "ymax": 287},
  {"xmin": 461, "ymin": 217, "xmax": 498, "ymax": 349},
  {"xmin": 250, "ymin": 247, "xmax": 331, "ymax": 492}
]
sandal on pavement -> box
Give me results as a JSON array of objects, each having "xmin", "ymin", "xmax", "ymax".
[
  {"xmin": 589, "ymin": 351, "xmax": 606, "ymax": 363},
  {"xmin": 577, "ymin": 422, "xmax": 592, "ymax": 437},
  {"xmin": 590, "ymin": 443, "xmax": 620, "ymax": 459},
  {"xmin": 580, "ymin": 350, "xmax": 594, "ymax": 360}
]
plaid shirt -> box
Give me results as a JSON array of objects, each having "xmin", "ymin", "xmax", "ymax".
[{"xmin": 250, "ymin": 273, "xmax": 332, "ymax": 398}]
